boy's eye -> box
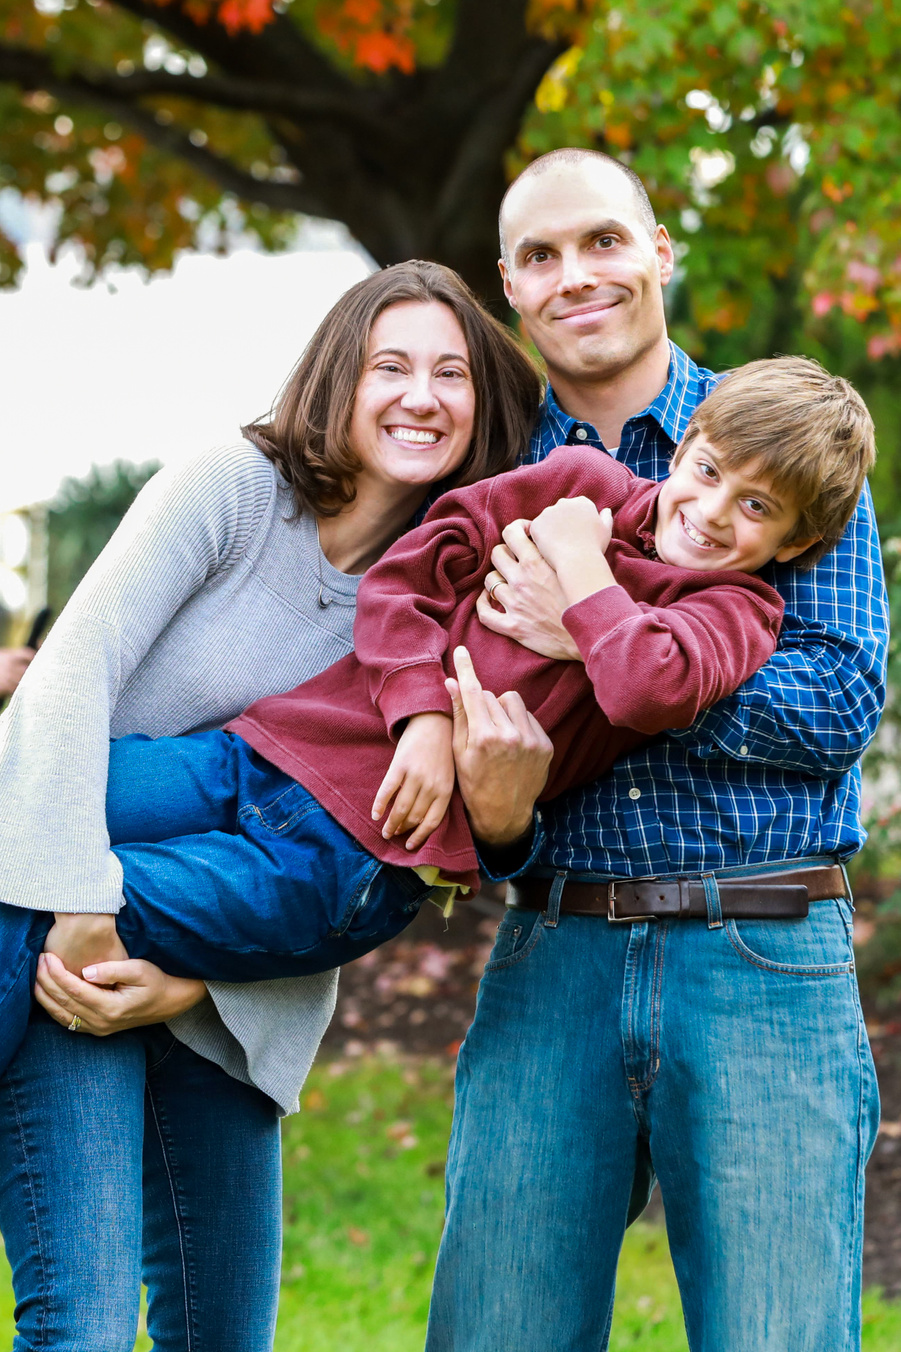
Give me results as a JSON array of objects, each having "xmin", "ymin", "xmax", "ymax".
[
  {"xmin": 697, "ymin": 461, "xmax": 718, "ymax": 480},
  {"xmin": 744, "ymin": 498, "xmax": 767, "ymax": 516}
]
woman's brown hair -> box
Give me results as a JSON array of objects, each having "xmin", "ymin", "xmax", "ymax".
[{"xmin": 243, "ymin": 261, "xmax": 542, "ymax": 517}]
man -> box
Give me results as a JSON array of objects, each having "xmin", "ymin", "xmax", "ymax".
[{"xmin": 425, "ymin": 149, "xmax": 888, "ymax": 1351}]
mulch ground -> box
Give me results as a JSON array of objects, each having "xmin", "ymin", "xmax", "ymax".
[{"xmin": 322, "ymin": 893, "xmax": 901, "ymax": 1297}]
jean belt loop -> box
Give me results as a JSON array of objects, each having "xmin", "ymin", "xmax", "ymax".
[
  {"xmin": 544, "ymin": 872, "xmax": 567, "ymax": 929},
  {"xmin": 839, "ymin": 861, "xmax": 854, "ymax": 911},
  {"xmin": 702, "ymin": 872, "xmax": 723, "ymax": 930}
]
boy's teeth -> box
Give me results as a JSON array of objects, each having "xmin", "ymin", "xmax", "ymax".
[
  {"xmin": 682, "ymin": 514, "xmax": 715, "ymax": 547},
  {"xmin": 389, "ymin": 427, "xmax": 440, "ymax": 445}
]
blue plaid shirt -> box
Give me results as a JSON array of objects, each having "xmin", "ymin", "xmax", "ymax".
[{"xmin": 525, "ymin": 342, "xmax": 889, "ymax": 877}]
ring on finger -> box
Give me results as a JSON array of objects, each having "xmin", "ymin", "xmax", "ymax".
[
  {"xmin": 487, "ymin": 577, "xmax": 504, "ymax": 602},
  {"xmin": 67, "ymin": 1014, "xmax": 82, "ymax": 1032}
]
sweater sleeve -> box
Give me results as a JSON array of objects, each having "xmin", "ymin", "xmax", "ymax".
[
  {"xmin": 352, "ymin": 488, "xmax": 492, "ymax": 738},
  {"xmin": 0, "ymin": 446, "xmax": 275, "ymax": 914},
  {"xmin": 562, "ymin": 577, "xmax": 784, "ymax": 734}
]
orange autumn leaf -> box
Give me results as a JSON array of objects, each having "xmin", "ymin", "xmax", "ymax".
[{"xmin": 355, "ymin": 29, "xmax": 415, "ymax": 74}]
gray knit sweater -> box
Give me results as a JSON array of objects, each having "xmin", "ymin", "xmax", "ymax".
[{"xmin": 0, "ymin": 443, "xmax": 362, "ymax": 1114}]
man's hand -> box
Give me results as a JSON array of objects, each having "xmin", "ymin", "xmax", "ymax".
[
  {"xmin": 371, "ymin": 711, "xmax": 455, "ymax": 849},
  {"xmin": 447, "ymin": 646, "xmax": 553, "ymax": 847},
  {"xmin": 0, "ymin": 646, "xmax": 34, "ymax": 698},
  {"xmin": 476, "ymin": 519, "xmax": 582, "ymax": 661},
  {"xmin": 34, "ymin": 951, "xmax": 208, "ymax": 1035},
  {"xmin": 44, "ymin": 912, "xmax": 129, "ymax": 978}
]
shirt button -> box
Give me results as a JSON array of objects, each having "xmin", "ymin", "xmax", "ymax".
[
  {"xmin": 574, "ymin": 426, "xmax": 588, "ymax": 441},
  {"xmin": 628, "ymin": 787, "xmax": 641, "ymax": 800},
  {"xmin": 739, "ymin": 745, "xmax": 749, "ymax": 756}
]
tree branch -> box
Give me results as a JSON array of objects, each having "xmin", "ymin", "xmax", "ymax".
[
  {"xmin": 0, "ymin": 43, "xmax": 327, "ymax": 215},
  {"xmin": 0, "ymin": 42, "xmax": 380, "ymax": 134},
  {"xmin": 433, "ymin": 35, "xmax": 565, "ymax": 236},
  {"xmin": 110, "ymin": 0, "xmax": 350, "ymax": 96}
]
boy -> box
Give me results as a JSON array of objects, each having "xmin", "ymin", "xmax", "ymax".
[{"xmin": 0, "ymin": 358, "xmax": 875, "ymax": 1072}]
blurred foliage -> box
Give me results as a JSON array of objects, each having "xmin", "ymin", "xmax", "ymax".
[
  {"xmin": 46, "ymin": 458, "xmax": 159, "ymax": 612},
  {"xmin": 0, "ymin": 1, "xmax": 899, "ymax": 355}
]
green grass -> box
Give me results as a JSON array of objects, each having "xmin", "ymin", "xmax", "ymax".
[{"xmin": 2, "ymin": 1051, "xmax": 901, "ymax": 1350}]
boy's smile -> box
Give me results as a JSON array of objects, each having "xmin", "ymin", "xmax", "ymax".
[{"xmin": 654, "ymin": 435, "xmax": 819, "ymax": 573}]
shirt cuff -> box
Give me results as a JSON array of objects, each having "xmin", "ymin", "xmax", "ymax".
[
  {"xmin": 475, "ymin": 809, "xmax": 546, "ymax": 884},
  {"xmin": 375, "ymin": 661, "xmax": 453, "ymax": 739}
]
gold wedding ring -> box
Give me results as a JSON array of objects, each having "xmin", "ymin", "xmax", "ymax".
[{"xmin": 67, "ymin": 1014, "xmax": 82, "ymax": 1032}]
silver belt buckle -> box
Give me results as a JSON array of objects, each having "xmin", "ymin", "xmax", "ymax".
[{"xmin": 607, "ymin": 882, "xmax": 647, "ymax": 924}]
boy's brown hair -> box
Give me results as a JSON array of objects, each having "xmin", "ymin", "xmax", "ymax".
[{"xmin": 675, "ymin": 356, "xmax": 876, "ymax": 568}]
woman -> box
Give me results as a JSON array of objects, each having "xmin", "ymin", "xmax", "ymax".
[{"xmin": 0, "ymin": 260, "xmax": 541, "ymax": 1350}]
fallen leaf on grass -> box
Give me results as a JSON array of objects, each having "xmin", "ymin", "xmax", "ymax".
[{"xmin": 347, "ymin": 1226, "xmax": 370, "ymax": 1246}]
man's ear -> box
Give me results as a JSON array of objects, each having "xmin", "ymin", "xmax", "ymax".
[
  {"xmin": 499, "ymin": 259, "xmax": 518, "ymax": 312},
  {"xmin": 656, "ymin": 225, "xmax": 675, "ymax": 287},
  {"xmin": 774, "ymin": 535, "xmax": 821, "ymax": 564}
]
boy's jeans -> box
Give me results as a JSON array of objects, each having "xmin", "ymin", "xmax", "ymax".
[
  {"xmin": 426, "ymin": 872, "xmax": 879, "ymax": 1352},
  {"xmin": 0, "ymin": 731, "xmax": 429, "ymax": 1077}
]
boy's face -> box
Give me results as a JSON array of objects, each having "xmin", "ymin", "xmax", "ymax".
[{"xmin": 654, "ymin": 435, "xmax": 819, "ymax": 573}]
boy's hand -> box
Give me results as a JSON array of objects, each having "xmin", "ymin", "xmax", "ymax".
[
  {"xmin": 528, "ymin": 499, "xmax": 613, "ymax": 573},
  {"xmin": 528, "ymin": 501, "xmax": 617, "ymax": 608},
  {"xmin": 44, "ymin": 913, "xmax": 129, "ymax": 978},
  {"xmin": 371, "ymin": 712, "xmax": 455, "ymax": 850}
]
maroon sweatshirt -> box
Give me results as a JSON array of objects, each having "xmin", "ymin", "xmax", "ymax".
[{"xmin": 229, "ymin": 447, "xmax": 783, "ymax": 891}]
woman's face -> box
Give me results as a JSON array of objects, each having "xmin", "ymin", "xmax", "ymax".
[{"xmin": 348, "ymin": 300, "xmax": 476, "ymax": 496}]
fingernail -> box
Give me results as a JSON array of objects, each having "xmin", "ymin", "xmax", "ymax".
[
  {"xmin": 38, "ymin": 953, "xmax": 46, "ymax": 968},
  {"xmin": 83, "ymin": 966, "xmax": 98, "ymax": 981}
]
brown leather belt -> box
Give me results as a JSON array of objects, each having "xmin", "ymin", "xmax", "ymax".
[{"xmin": 506, "ymin": 864, "xmax": 847, "ymax": 923}]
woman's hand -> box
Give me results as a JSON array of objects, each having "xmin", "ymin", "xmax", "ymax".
[
  {"xmin": 476, "ymin": 519, "xmax": 582, "ymax": 661},
  {"xmin": 447, "ymin": 646, "xmax": 553, "ymax": 847},
  {"xmin": 371, "ymin": 711, "xmax": 455, "ymax": 849},
  {"xmin": 44, "ymin": 912, "xmax": 129, "ymax": 977},
  {"xmin": 34, "ymin": 951, "xmax": 208, "ymax": 1035}
]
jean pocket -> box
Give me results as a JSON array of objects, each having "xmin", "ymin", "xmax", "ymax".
[
  {"xmin": 484, "ymin": 908, "xmax": 544, "ymax": 971},
  {"xmin": 725, "ymin": 898, "xmax": 855, "ymax": 976},
  {"xmin": 248, "ymin": 781, "xmax": 321, "ymax": 836}
]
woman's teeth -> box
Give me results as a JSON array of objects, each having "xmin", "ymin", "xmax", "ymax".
[{"xmin": 388, "ymin": 427, "xmax": 440, "ymax": 445}]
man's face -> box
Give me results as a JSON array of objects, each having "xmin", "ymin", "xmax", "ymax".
[{"xmin": 499, "ymin": 162, "xmax": 674, "ymax": 387}]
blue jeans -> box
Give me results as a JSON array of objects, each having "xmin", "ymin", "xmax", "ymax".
[
  {"xmin": 425, "ymin": 867, "xmax": 879, "ymax": 1352},
  {"xmin": 0, "ymin": 731, "xmax": 428, "ymax": 1077},
  {"xmin": 0, "ymin": 1007, "xmax": 282, "ymax": 1351}
]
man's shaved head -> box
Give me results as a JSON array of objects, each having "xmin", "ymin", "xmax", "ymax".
[{"xmin": 499, "ymin": 149, "xmax": 657, "ymax": 266}]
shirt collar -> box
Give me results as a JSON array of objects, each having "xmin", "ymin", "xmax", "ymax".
[{"xmin": 543, "ymin": 340, "xmax": 704, "ymax": 449}]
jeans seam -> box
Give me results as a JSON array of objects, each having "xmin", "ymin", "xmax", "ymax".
[
  {"xmin": 846, "ymin": 979, "xmax": 873, "ymax": 1338},
  {"xmin": 145, "ymin": 1087, "xmax": 195, "ymax": 1351},
  {"xmin": 629, "ymin": 924, "xmax": 668, "ymax": 1094},
  {"xmin": 5, "ymin": 1072, "xmax": 51, "ymax": 1348}
]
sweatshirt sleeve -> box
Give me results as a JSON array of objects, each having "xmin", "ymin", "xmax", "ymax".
[
  {"xmin": 563, "ymin": 576, "xmax": 784, "ymax": 735},
  {"xmin": 352, "ymin": 487, "xmax": 492, "ymax": 738},
  {"xmin": 0, "ymin": 446, "xmax": 274, "ymax": 914}
]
